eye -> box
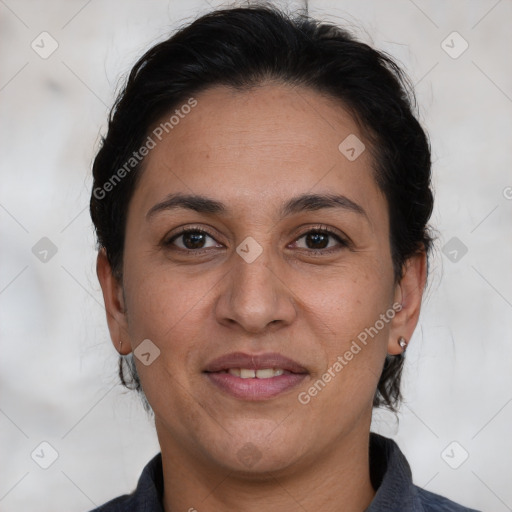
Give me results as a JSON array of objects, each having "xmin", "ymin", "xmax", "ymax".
[
  {"xmin": 163, "ymin": 225, "xmax": 349, "ymax": 255},
  {"xmin": 291, "ymin": 226, "xmax": 348, "ymax": 253},
  {"xmin": 164, "ymin": 228, "xmax": 221, "ymax": 251}
]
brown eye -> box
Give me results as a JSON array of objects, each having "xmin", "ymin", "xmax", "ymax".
[
  {"xmin": 304, "ymin": 232, "xmax": 329, "ymax": 249},
  {"xmin": 166, "ymin": 229, "xmax": 220, "ymax": 251},
  {"xmin": 293, "ymin": 228, "xmax": 348, "ymax": 253},
  {"xmin": 181, "ymin": 231, "xmax": 207, "ymax": 249}
]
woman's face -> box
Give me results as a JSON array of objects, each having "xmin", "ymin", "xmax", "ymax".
[{"xmin": 99, "ymin": 83, "xmax": 424, "ymax": 475}]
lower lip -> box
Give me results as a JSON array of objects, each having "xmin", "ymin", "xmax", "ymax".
[{"xmin": 204, "ymin": 372, "xmax": 308, "ymax": 400}]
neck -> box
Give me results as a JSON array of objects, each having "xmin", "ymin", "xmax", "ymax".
[{"xmin": 157, "ymin": 417, "xmax": 376, "ymax": 512}]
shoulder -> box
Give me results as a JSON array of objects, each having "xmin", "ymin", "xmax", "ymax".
[
  {"xmin": 87, "ymin": 453, "xmax": 164, "ymax": 512},
  {"xmin": 367, "ymin": 433, "xmax": 481, "ymax": 512},
  {"xmin": 88, "ymin": 493, "xmax": 136, "ymax": 512},
  {"xmin": 415, "ymin": 486, "xmax": 481, "ymax": 512}
]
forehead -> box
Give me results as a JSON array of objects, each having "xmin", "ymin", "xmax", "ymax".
[
  {"xmin": 166, "ymin": 82, "xmax": 363, "ymax": 163},
  {"xmin": 130, "ymin": 83, "xmax": 385, "ymax": 222}
]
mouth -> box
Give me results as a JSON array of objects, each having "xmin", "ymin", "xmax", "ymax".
[{"xmin": 203, "ymin": 352, "xmax": 309, "ymax": 401}]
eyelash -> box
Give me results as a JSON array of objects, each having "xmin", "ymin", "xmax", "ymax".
[{"xmin": 163, "ymin": 224, "xmax": 349, "ymax": 255}]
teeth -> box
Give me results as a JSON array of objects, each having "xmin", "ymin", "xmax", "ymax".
[
  {"xmin": 254, "ymin": 368, "xmax": 275, "ymax": 379},
  {"xmin": 227, "ymin": 368, "xmax": 286, "ymax": 379}
]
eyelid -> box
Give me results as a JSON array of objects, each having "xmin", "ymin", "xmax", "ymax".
[{"xmin": 294, "ymin": 224, "xmax": 347, "ymax": 241}]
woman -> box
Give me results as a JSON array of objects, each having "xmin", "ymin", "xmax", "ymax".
[{"xmin": 89, "ymin": 5, "xmax": 480, "ymax": 511}]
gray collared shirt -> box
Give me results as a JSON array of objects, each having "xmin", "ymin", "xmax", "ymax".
[{"xmin": 90, "ymin": 433, "xmax": 480, "ymax": 511}]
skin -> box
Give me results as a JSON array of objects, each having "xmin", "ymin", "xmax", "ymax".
[{"xmin": 97, "ymin": 82, "xmax": 426, "ymax": 512}]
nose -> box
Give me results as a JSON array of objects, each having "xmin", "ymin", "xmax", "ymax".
[{"xmin": 214, "ymin": 243, "xmax": 297, "ymax": 334}]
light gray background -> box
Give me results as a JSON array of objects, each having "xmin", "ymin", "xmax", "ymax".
[{"xmin": 1, "ymin": 1, "xmax": 511, "ymax": 511}]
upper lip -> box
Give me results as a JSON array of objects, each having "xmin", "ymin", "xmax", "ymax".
[{"xmin": 203, "ymin": 352, "xmax": 308, "ymax": 374}]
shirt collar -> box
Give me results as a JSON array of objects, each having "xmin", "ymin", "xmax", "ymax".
[{"xmin": 366, "ymin": 432, "xmax": 422, "ymax": 511}]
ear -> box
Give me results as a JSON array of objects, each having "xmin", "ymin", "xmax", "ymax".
[
  {"xmin": 387, "ymin": 250, "xmax": 427, "ymax": 355},
  {"xmin": 96, "ymin": 248, "xmax": 132, "ymax": 355}
]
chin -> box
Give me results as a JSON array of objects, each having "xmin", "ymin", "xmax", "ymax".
[
  {"xmin": 223, "ymin": 450, "xmax": 299, "ymax": 478},
  {"xmin": 208, "ymin": 433, "xmax": 305, "ymax": 477}
]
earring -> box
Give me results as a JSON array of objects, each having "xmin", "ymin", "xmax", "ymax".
[
  {"xmin": 398, "ymin": 336, "xmax": 408, "ymax": 351},
  {"xmin": 118, "ymin": 340, "xmax": 123, "ymax": 355}
]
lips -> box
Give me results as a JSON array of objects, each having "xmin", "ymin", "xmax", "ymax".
[
  {"xmin": 203, "ymin": 352, "xmax": 308, "ymax": 374},
  {"xmin": 203, "ymin": 352, "xmax": 308, "ymax": 401}
]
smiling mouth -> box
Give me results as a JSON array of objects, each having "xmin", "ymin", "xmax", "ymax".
[{"xmin": 202, "ymin": 352, "xmax": 309, "ymax": 400}]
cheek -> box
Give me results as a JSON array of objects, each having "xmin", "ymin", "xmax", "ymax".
[
  {"xmin": 121, "ymin": 258, "xmax": 217, "ymax": 402},
  {"xmin": 299, "ymin": 266, "xmax": 393, "ymax": 340},
  {"xmin": 297, "ymin": 267, "xmax": 393, "ymax": 403},
  {"xmin": 123, "ymin": 256, "xmax": 215, "ymax": 337},
  {"xmin": 121, "ymin": 265, "xmax": 211, "ymax": 427}
]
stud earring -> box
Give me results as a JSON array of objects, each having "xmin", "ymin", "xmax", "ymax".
[{"xmin": 398, "ymin": 336, "xmax": 407, "ymax": 351}]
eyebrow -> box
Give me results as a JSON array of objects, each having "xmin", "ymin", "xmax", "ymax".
[{"xmin": 146, "ymin": 192, "xmax": 368, "ymax": 221}]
